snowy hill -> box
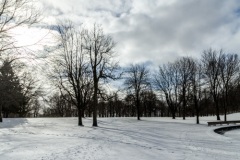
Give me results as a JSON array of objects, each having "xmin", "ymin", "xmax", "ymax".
[{"xmin": 0, "ymin": 114, "xmax": 240, "ymax": 160}]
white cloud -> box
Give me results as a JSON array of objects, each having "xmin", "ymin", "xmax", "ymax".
[{"xmin": 37, "ymin": 0, "xmax": 240, "ymax": 67}]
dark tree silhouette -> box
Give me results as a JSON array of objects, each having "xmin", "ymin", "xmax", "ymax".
[
  {"xmin": 202, "ymin": 49, "xmax": 222, "ymax": 120},
  {"xmin": 154, "ymin": 63, "xmax": 181, "ymax": 119},
  {"xmin": 84, "ymin": 24, "xmax": 119, "ymax": 126},
  {"xmin": 190, "ymin": 60, "xmax": 204, "ymax": 124},
  {"xmin": 176, "ymin": 57, "xmax": 195, "ymax": 120},
  {"xmin": 219, "ymin": 53, "xmax": 239, "ymax": 121},
  {"xmin": 50, "ymin": 21, "xmax": 93, "ymax": 126},
  {"xmin": 124, "ymin": 64, "xmax": 150, "ymax": 120}
]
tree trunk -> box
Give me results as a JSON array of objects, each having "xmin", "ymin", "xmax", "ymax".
[
  {"xmin": 144, "ymin": 104, "xmax": 147, "ymax": 117},
  {"xmin": 78, "ymin": 109, "xmax": 83, "ymax": 126},
  {"xmin": 170, "ymin": 105, "xmax": 176, "ymax": 119},
  {"xmin": 109, "ymin": 104, "xmax": 112, "ymax": 117},
  {"xmin": 0, "ymin": 106, "xmax": 2, "ymax": 122},
  {"xmin": 171, "ymin": 106, "xmax": 176, "ymax": 119},
  {"xmin": 92, "ymin": 81, "xmax": 98, "ymax": 127},
  {"xmin": 172, "ymin": 112, "xmax": 176, "ymax": 119},
  {"xmin": 195, "ymin": 100, "xmax": 199, "ymax": 124},
  {"xmin": 183, "ymin": 106, "xmax": 185, "ymax": 120},
  {"xmin": 182, "ymin": 88, "xmax": 186, "ymax": 120},
  {"xmin": 81, "ymin": 108, "xmax": 85, "ymax": 118},
  {"xmin": 88, "ymin": 110, "xmax": 91, "ymax": 117},
  {"xmin": 136, "ymin": 95, "xmax": 140, "ymax": 120},
  {"xmin": 161, "ymin": 110, "xmax": 163, "ymax": 117},
  {"xmin": 137, "ymin": 103, "xmax": 140, "ymax": 120},
  {"xmin": 216, "ymin": 103, "xmax": 220, "ymax": 120},
  {"xmin": 224, "ymin": 107, "xmax": 227, "ymax": 122},
  {"xmin": 224, "ymin": 91, "xmax": 228, "ymax": 122},
  {"xmin": 214, "ymin": 96, "xmax": 221, "ymax": 120},
  {"xmin": 196, "ymin": 112, "xmax": 199, "ymax": 124}
]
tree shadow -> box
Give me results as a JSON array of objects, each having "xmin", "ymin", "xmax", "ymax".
[{"xmin": 0, "ymin": 118, "xmax": 29, "ymax": 129}]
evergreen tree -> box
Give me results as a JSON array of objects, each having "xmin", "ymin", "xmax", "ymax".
[{"xmin": 0, "ymin": 60, "xmax": 24, "ymax": 118}]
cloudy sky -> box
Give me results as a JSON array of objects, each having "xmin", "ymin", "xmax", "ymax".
[{"xmin": 34, "ymin": 0, "xmax": 240, "ymax": 67}]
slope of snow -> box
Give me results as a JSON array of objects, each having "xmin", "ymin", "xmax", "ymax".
[{"xmin": 0, "ymin": 114, "xmax": 240, "ymax": 160}]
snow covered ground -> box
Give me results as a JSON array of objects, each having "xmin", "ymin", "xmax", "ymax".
[
  {"xmin": 0, "ymin": 114, "xmax": 240, "ymax": 160},
  {"xmin": 225, "ymin": 128, "xmax": 240, "ymax": 141}
]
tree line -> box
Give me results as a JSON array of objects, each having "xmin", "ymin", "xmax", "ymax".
[
  {"xmin": 153, "ymin": 50, "xmax": 240, "ymax": 123},
  {"xmin": 1, "ymin": 0, "xmax": 240, "ymax": 127},
  {"xmin": 45, "ymin": 47, "xmax": 240, "ymax": 125}
]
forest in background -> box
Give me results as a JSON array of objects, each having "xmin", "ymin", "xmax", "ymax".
[{"xmin": 1, "ymin": 0, "xmax": 240, "ymax": 126}]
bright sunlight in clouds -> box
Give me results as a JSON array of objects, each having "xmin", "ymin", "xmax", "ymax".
[{"xmin": 14, "ymin": 0, "xmax": 240, "ymax": 67}]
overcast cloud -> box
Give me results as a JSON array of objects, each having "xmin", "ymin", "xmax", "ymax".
[{"xmin": 39, "ymin": 0, "xmax": 240, "ymax": 67}]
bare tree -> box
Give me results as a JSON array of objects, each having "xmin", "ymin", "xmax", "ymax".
[
  {"xmin": 177, "ymin": 57, "xmax": 195, "ymax": 120},
  {"xmin": 0, "ymin": 0, "xmax": 40, "ymax": 53},
  {"xmin": 84, "ymin": 24, "xmax": 119, "ymax": 126},
  {"xmin": 18, "ymin": 71, "xmax": 42, "ymax": 117},
  {"xmin": 48, "ymin": 93, "xmax": 75, "ymax": 117},
  {"xmin": 219, "ymin": 53, "xmax": 239, "ymax": 121},
  {"xmin": 124, "ymin": 64, "xmax": 150, "ymax": 120},
  {"xmin": 50, "ymin": 21, "xmax": 93, "ymax": 126},
  {"xmin": 191, "ymin": 60, "xmax": 204, "ymax": 124},
  {"xmin": 202, "ymin": 49, "xmax": 222, "ymax": 120},
  {"xmin": 154, "ymin": 63, "xmax": 181, "ymax": 119}
]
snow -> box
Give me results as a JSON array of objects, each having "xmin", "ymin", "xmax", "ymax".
[
  {"xmin": 225, "ymin": 129, "xmax": 240, "ymax": 141},
  {"xmin": 0, "ymin": 114, "xmax": 240, "ymax": 160}
]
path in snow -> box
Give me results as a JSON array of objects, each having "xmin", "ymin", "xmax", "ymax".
[{"xmin": 0, "ymin": 116, "xmax": 240, "ymax": 160}]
